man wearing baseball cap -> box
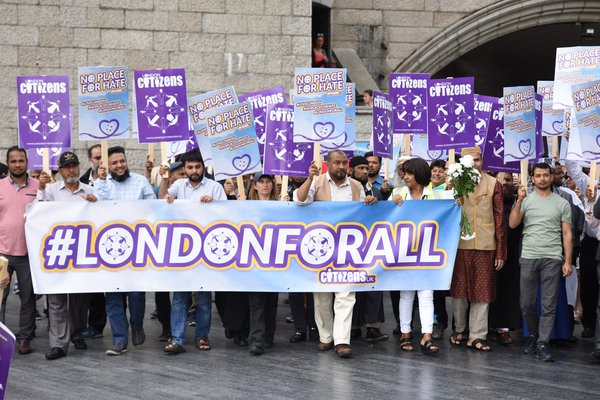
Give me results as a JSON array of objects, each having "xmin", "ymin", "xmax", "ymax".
[{"xmin": 37, "ymin": 151, "xmax": 97, "ymax": 360}]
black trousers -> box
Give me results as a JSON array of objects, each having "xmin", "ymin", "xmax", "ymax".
[
  {"xmin": 155, "ymin": 292, "xmax": 171, "ymax": 334},
  {"xmin": 289, "ymin": 293, "xmax": 315, "ymax": 331},
  {"xmin": 580, "ymin": 235, "xmax": 599, "ymax": 331},
  {"xmin": 248, "ymin": 293, "xmax": 278, "ymax": 346},
  {"xmin": 87, "ymin": 293, "xmax": 107, "ymax": 332}
]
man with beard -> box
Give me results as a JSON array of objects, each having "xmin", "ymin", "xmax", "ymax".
[
  {"xmin": 489, "ymin": 173, "xmax": 523, "ymax": 345},
  {"xmin": 364, "ymin": 151, "xmax": 391, "ymax": 200},
  {"xmin": 79, "ymin": 144, "xmax": 101, "ymax": 186},
  {"xmin": 159, "ymin": 150, "xmax": 226, "ymax": 354},
  {"xmin": 0, "ymin": 147, "xmax": 38, "ymax": 354},
  {"xmin": 294, "ymin": 150, "xmax": 377, "ymax": 358},
  {"xmin": 36, "ymin": 152, "xmax": 97, "ymax": 360},
  {"xmin": 94, "ymin": 146, "xmax": 156, "ymax": 356},
  {"xmin": 347, "ymin": 156, "xmax": 388, "ymax": 342},
  {"xmin": 510, "ymin": 162, "xmax": 572, "ymax": 362},
  {"xmin": 79, "ymin": 143, "xmax": 107, "ymax": 341}
]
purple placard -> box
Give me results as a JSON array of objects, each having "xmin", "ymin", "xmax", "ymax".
[
  {"xmin": 238, "ymin": 86, "xmax": 286, "ymax": 157},
  {"xmin": 474, "ymin": 95, "xmax": 497, "ymax": 152},
  {"xmin": 0, "ymin": 322, "xmax": 15, "ymax": 400},
  {"xmin": 534, "ymin": 93, "xmax": 544, "ymax": 158},
  {"xmin": 134, "ymin": 68, "xmax": 188, "ymax": 143},
  {"xmin": 17, "ymin": 75, "xmax": 71, "ymax": 149},
  {"xmin": 372, "ymin": 91, "xmax": 393, "ymax": 159},
  {"xmin": 389, "ymin": 73, "xmax": 429, "ymax": 134},
  {"xmin": 263, "ymin": 104, "xmax": 312, "ymax": 177},
  {"xmin": 427, "ymin": 77, "xmax": 475, "ymax": 150},
  {"xmin": 27, "ymin": 147, "xmax": 64, "ymax": 170},
  {"xmin": 482, "ymin": 102, "xmax": 520, "ymax": 173}
]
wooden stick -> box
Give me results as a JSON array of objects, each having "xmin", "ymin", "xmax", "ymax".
[
  {"xmin": 280, "ymin": 175, "xmax": 289, "ymax": 201},
  {"xmin": 100, "ymin": 140, "xmax": 109, "ymax": 168},
  {"xmin": 236, "ymin": 175, "xmax": 246, "ymax": 200},
  {"xmin": 590, "ymin": 161, "xmax": 597, "ymax": 191},
  {"xmin": 552, "ymin": 136, "xmax": 559, "ymax": 160},
  {"xmin": 147, "ymin": 143, "xmax": 155, "ymax": 164},
  {"xmin": 448, "ymin": 149, "xmax": 456, "ymax": 164},
  {"xmin": 313, "ymin": 142, "xmax": 321, "ymax": 170},
  {"xmin": 403, "ymin": 134, "xmax": 411, "ymax": 156},
  {"xmin": 384, "ymin": 158, "xmax": 389, "ymax": 181},
  {"xmin": 160, "ymin": 142, "xmax": 169, "ymax": 179},
  {"xmin": 0, "ymin": 256, "xmax": 8, "ymax": 305},
  {"xmin": 42, "ymin": 148, "xmax": 50, "ymax": 174},
  {"xmin": 520, "ymin": 159, "xmax": 528, "ymax": 187}
]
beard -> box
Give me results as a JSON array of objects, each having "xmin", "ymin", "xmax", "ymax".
[
  {"xmin": 110, "ymin": 169, "xmax": 130, "ymax": 182},
  {"xmin": 65, "ymin": 177, "xmax": 79, "ymax": 185},
  {"xmin": 11, "ymin": 170, "xmax": 26, "ymax": 178},
  {"xmin": 367, "ymin": 171, "xmax": 378, "ymax": 178},
  {"xmin": 188, "ymin": 173, "xmax": 203, "ymax": 183},
  {"xmin": 91, "ymin": 162, "xmax": 99, "ymax": 172},
  {"xmin": 353, "ymin": 174, "xmax": 368, "ymax": 185}
]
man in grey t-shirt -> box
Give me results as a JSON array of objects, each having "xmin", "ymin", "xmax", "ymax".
[{"xmin": 509, "ymin": 162, "xmax": 572, "ymax": 362}]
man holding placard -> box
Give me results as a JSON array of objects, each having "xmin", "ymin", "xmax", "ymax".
[
  {"xmin": 0, "ymin": 147, "xmax": 38, "ymax": 355},
  {"xmin": 94, "ymin": 146, "xmax": 155, "ymax": 356}
]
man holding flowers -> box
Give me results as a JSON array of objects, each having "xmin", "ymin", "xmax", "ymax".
[{"xmin": 448, "ymin": 145, "xmax": 507, "ymax": 352}]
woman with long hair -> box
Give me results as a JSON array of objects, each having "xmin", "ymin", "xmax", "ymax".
[{"xmin": 312, "ymin": 33, "xmax": 330, "ymax": 68}]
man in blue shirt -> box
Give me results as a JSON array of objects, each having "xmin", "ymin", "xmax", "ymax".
[
  {"xmin": 364, "ymin": 151, "xmax": 391, "ymax": 200},
  {"xmin": 94, "ymin": 146, "xmax": 156, "ymax": 356}
]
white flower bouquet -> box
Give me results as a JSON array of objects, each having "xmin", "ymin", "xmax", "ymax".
[{"xmin": 447, "ymin": 154, "xmax": 481, "ymax": 241}]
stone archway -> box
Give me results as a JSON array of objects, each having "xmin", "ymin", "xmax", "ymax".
[{"xmin": 395, "ymin": 0, "xmax": 600, "ymax": 74}]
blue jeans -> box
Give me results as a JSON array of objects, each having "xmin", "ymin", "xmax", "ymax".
[
  {"xmin": 105, "ymin": 292, "xmax": 145, "ymax": 345},
  {"xmin": 171, "ymin": 291, "xmax": 212, "ymax": 346}
]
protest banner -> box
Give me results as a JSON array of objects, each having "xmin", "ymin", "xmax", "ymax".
[
  {"xmin": 133, "ymin": 68, "xmax": 188, "ymax": 143},
  {"xmin": 0, "ymin": 321, "xmax": 15, "ymax": 400},
  {"xmin": 427, "ymin": 77, "xmax": 475, "ymax": 150},
  {"xmin": 537, "ymin": 81, "xmax": 564, "ymax": 137},
  {"xmin": 474, "ymin": 95, "xmax": 497, "ymax": 151},
  {"xmin": 205, "ymin": 101, "xmax": 261, "ymax": 185},
  {"xmin": 482, "ymin": 102, "xmax": 519, "ymax": 173},
  {"xmin": 78, "ymin": 66, "xmax": 129, "ymax": 141},
  {"xmin": 565, "ymin": 108, "xmax": 586, "ymax": 163},
  {"xmin": 384, "ymin": 134, "xmax": 405, "ymax": 179},
  {"xmin": 411, "ymin": 134, "xmax": 447, "ymax": 162},
  {"xmin": 571, "ymin": 79, "xmax": 600, "ymax": 188},
  {"xmin": 238, "ymin": 86, "xmax": 286, "ymax": 157},
  {"xmin": 389, "ymin": 73, "xmax": 429, "ymax": 135},
  {"xmin": 17, "ymin": 75, "xmax": 71, "ymax": 150},
  {"xmin": 293, "ymin": 68, "xmax": 347, "ymax": 147},
  {"xmin": 263, "ymin": 104, "xmax": 312, "ymax": 177},
  {"xmin": 504, "ymin": 86, "xmax": 536, "ymax": 182},
  {"xmin": 188, "ymin": 86, "xmax": 238, "ymax": 166},
  {"xmin": 26, "ymin": 199, "xmax": 460, "ymax": 293},
  {"xmin": 554, "ymin": 46, "xmax": 600, "ymax": 110},
  {"xmin": 322, "ymin": 82, "xmax": 357, "ymax": 154},
  {"xmin": 27, "ymin": 147, "xmax": 62, "ymax": 170},
  {"xmin": 372, "ymin": 91, "xmax": 393, "ymax": 159},
  {"xmin": 534, "ymin": 93, "xmax": 545, "ymax": 159}
]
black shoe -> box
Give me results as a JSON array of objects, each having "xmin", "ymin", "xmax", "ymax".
[
  {"xmin": 45, "ymin": 347, "xmax": 66, "ymax": 360},
  {"xmin": 72, "ymin": 339, "xmax": 87, "ymax": 350},
  {"xmin": 132, "ymin": 329, "xmax": 146, "ymax": 346},
  {"xmin": 158, "ymin": 331, "xmax": 171, "ymax": 342},
  {"xmin": 234, "ymin": 336, "xmax": 248, "ymax": 346},
  {"xmin": 536, "ymin": 341, "xmax": 554, "ymax": 362},
  {"xmin": 285, "ymin": 315, "xmax": 294, "ymax": 324},
  {"xmin": 249, "ymin": 344, "xmax": 265, "ymax": 355},
  {"xmin": 522, "ymin": 335, "xmax": 537, "ymax": 355},
  {"xmin": 290, "ymin": 331, "xmax": 306, "ymax": 343},
  {"xmin": 308, "ymin": 327, "xmax": 319, "ymax": 341},
  {"xmin": 82, "ymin": 326, "xmax": 103, "ymax": 339},
  {"xmin": 582, "ymin": 328, "xmax": 595, "ymax": 338},
  {"xmin": 393, "ymin": 325, "xmax": 400, "ymax": 336},
  {"xmin": 149, "ymin": 310, "xmax": 158, "ymax": 319},
  {"xmin": 432, "ymin": 324, "xmax": 444, "ymax": 340},
  {"xmin": 365, "ymin": 327, "xmax": 389, "ymax": 342},
  {"xmin": 351, "ymin": 328, "xmax": 362, "ymax": 339}
]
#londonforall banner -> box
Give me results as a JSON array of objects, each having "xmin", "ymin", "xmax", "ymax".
[
  {"xmin": 293, "ymin": 68, "xmax": 346, "ymax": 144},
  {"xmin": 504, "ymin": 86, "xmax": 536, "ymax": 162},
  {"xmin": 134, "ymin": 68, "xmax": 188, "ymax": 143},
  {"xmin": 482, "ymin": 102, "xmax": 519, "ymax": 173},
  {"xmin": 570, "ymin": 79, "xmax": 600, "ymax": 161},
  {"xmin": 554, "ymin": 46, "xmax": 600, "ymax": 110},
  {"xmin": 427, "ymin": 77, "xmax": 475, "ymax": 150},
  {"xmin": 17, "ymin": 75, "xmax": 70, "ymax": 149},
  {"xmin": 372, "ymin": 91, "xmax": 393, "ymax": 159},
  {"xmin": 0, "ymin": 322, "xmax": 15, "ymax": 400},
  {"xmin": 205, "ymin": 101, "xmax": 261, "ymax": 180},
  {"xmin": 537, "ymin": 81, "xmax": 563, "ymax": 136},
  {"xmin": 389, "ymin": 73, "xmax": 429, "ymax": 135},
  {"xmin": 238, "ymin": 86, "xmax": 286, "ymax": 157},
  {"xmin": 263, "ymin": 104, "xmax": 312, "ymax": 177},
  {"xmin": 25, "ymin": 200, "xmax": 460, "ymax": 293},
  {"xmin": 188, "ymin": 86, "xmax": 238, "ymax": 166},
  {"xmin": 78, "ymin": 66, "xmax": 129, "ymax": 141}
]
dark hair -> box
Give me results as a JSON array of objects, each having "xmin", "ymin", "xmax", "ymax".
[
  {"xmin": 363, "ymin": 89, "xmax": 373, "ymax": 97},
  {"xmin": 108, "ymin": 146, "xmax": 125, "ymax": 158},
  {"xmin": 364, "ymin": 151, "xmax": 381, "ymax": 164},
  {"xmin": 6, "ymin": 146, "xmax": 27, "ymax": 162},
  {"xmin": 430, "ymin": 159, "xmax": 446, "ymax": 170},
  {"xmin": 402, "ymin": 157, "xmax": 431, "ymax": 187},
  {"xmin": 0, "ymin": 162, "xmax": 7, "ymax": 178},
  {"xmin": 87, "ymin": 144, "xmax": 101, "ymax": 159},
  {"xmin": 249, "ymin": 176, "xmax": 278, "ymax": 201},
  {"xmin": 532, "ymin": 162, "xmax": 551, "ymax": 175},
  {"xmin": 180, "ymin": 150, "xmax": 204, "ymax": 166}
]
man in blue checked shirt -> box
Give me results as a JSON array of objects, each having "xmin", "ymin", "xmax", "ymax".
[{"xmin": 94, "ymin": 146, "xmax": 156, "ymax": 356}]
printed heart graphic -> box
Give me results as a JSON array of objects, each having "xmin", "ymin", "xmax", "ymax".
[
  {"xmin": 552, "ymin": 120, "xmax": 563, "ymax": 134},
  {"xmin": 518, "ymin": 139, "xmax": 531, "ymax": 157},
  {"xmin": 232, "ymin": 154, "xmax": 251, "ymax": 172},
  {"xmin": 427, "ymin": 150, "xmax": 442, "ymax": 160},
  {"xmin": 313, "ymin": 122, "xmax": 335, "ymax": 139},
  {"xmin": 596, "ymin": 135, "xmax": 600, "ymax": 148},
  {"xmin": 99, "ymin": 119, "xmax": 120, "ymax": 136}
]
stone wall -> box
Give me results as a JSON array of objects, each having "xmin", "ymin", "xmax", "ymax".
[{"xmin": 0, "ymin": 0, "xmax": 312, "ymax": 170}]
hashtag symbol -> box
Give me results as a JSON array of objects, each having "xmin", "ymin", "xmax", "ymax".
[{"xmin": 45, "ymin": 228, "xmax": 76, "ymax": 267}]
